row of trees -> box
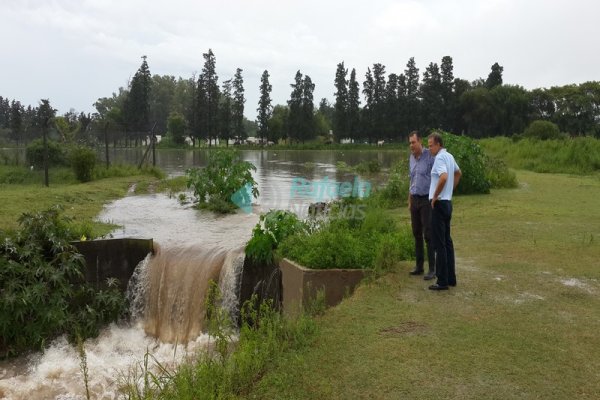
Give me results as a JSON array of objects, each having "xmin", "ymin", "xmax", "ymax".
[{"xmin": 2, "ymin": 52, "xmax": 599, "ymax": 148}]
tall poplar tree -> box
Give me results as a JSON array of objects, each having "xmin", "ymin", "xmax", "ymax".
[
  {"xmin": 123, "ymin": 55, "xmax": 152, "ymax": 145},
  {"xmin": 362, "ymin": 67, "xmax": 375, "ymax": 143},
  {"xmin": 257, "ymin": 70, "xmax": 272, "ymax": 143},
  {"xmin": 404, "ymin": 57, "xmax": 420, "ymax": 131},
  {"xmin": 347, "ymin": 68, "xmax": 361, "ymax": 142},
  {"xmin": 486, "ymin": 62, "xmax": 504, "ymax": 89},
  {"xmin": 372, "ymin": 63, "xmax": 387, "ymax": 140},
  {"xmin": 202, "ymin": 49, "xmax": 220, "ymax": 146},
  {"xmin": 300, "ymin": 75, "xmax": 315, "ymax": 143},
  {"xmin": 333, "ymin": 62, "xmax": 348, "ymax": 141},
  {"xmin": 287, "ymin": 71, "xmax": 304, "ymax": 143},
  {"xmin": 232, "ymin": 68, "xmax": 246, "ymax": 140},
  {"xmin": 219, "ymin": 79, "xmax": 233, "ymax": 146},
  {"xmin": 440, "ymin": 56, "xmax": 455, "ymax": 131},
  {"xmin": 10, "ymin": 100, "xmax": 23, "ymax": 147},
  {"xmin": 420, "ymin": 62, "xmax": 443, "ymax": 131}
]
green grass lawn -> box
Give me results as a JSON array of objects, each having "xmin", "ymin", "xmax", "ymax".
[
  {"xmin": 0, "ymin": 174, "xmax": 187, "ymax": 237},
  {"xmin": 243, "ymin": 170, "xmax": 600, "ymax": 399}
]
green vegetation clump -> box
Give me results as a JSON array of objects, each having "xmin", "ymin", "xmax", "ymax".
[
  {"xmin": 523, "ymin": 120, "xmax": 566, "ymax": 140},
  {"xmin": 0, "ymin": 207, "xmax": 126, "ymax": 358},
  {"xmin": 26, "ymin": 139, "xmax": 68, "ymax": 169},
  {"xmin": 245, "ymin": 210, "xmax": 306, "ymax": 265},
  {"xmin": 374, "ymin": 160, "xmax": 409, "ymax": 208},
  {"xmin": 277, "ymin": 200, "xmax": 414, "ymax": 270},
  {"xmin": 485, "ymin": 156, "xmax": 518, "ymax": 189},
  {"xmin": 186, "ymin": 150, "xmax": 258, "ymax": 213},
  {"xmin": 69, "ymin": 145, "xmax": 97, "ymax": 182},
  {"xmin": 479, "ymin": 136, "xmax": 600, "ymax": 174},
  {"xmin": 440, "ymin": 131, "xmax": 491, "ymax": 194}
]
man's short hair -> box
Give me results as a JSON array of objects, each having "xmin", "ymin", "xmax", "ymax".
[
  {"xmin": 428, "ymin": 132, "xmax": 443, "ymax": 147},
  {"xmin": 409, "ymin": 130, "xmax": 420, "ymax": 139}
]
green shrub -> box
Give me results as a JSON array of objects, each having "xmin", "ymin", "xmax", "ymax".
[
  {"xmin": 186, "ymin": 150, "xmax": 258, "ymax": 213},
  {"xmin": 25, "ymin": 139, "xmax": 68, "ymax": 169},
  {"xmin": 374, "ymin": 160, "xmax": 409, "ymax": 208},
  {"xmin": 439, "ymin": 131, "xmax": 491, "ymax": 194},
  {"xmin": 523, "ymin": 120, "xmax": 566, "ymax": 140},
  {"xmin": 485, "ymin": 156, "xmax": 518, "ymax": 189},
  {"xmin": 277, "ymin": 205, "xmax": 414, "ymax": 270},
  {"xmin": 354, "ymin": 160, "xmax": 382, "ymax": 174},
  {"xmin": 245, "ymin": 210, "xmax": 306, "ymax": 265},
  {"xmin": 0, "ymin": 206, "xmax": 126, "ymax": 357},
  {"xmin": 70, "ymin": 146, "xmax": 97, "ymax": 182}
]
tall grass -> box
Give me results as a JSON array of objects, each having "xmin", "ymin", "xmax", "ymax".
[
  {"xmin": 118, "ymin": 287, "xmax": 318, "ymax": 399},
  {"xmin": 479, "ymin": 136, "xmax": 600, "ymax": 174},
  {"xmin": 0, "ymin": 164, "xmax": 165, "ymax": 185}
]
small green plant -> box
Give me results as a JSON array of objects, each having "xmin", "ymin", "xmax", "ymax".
[
  {"xmin": 77, "ymin": 336, "xmax": 91, "ymax": 400},
  {"xmin": 245, "ymin": 210, "xmax": 306, "ymax": 265},
  {"xmin": 374, "ymin": 160, "xmax": 409, "ymax": 208},
  {"xmin": 354, "ymin": 160, "xmax": 382, "ymax": 174},
  {"xmin": 186, "ymin": 150, "xmax": 259, "ymax": 213},
  {"xmin": 485, "ymin": 156, "xmax": 518, "ymax": 189},
  {"xmin": 70, "ymin": 146, "xmax": 97, "ymax": 182},
  {"xmin": 25, "ymin": 138, "xmax": 68, "ymax": 169}
]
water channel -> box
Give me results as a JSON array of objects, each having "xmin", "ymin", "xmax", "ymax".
[{"xmin": 0, "ymin": 148, "xmax": 403, "ymax": 399}]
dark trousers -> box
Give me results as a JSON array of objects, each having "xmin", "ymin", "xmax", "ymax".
[
  {"xmin": 410, "ymin": 195, "xmax": 435, "ymax": 273},
  {"xmin": 431, "ymin": 200, "xmax": 456, "ymax": 287}
]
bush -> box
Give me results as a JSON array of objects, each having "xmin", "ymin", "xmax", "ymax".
[
  {"xmin": 374, "ymin": 160, "xmax": 409, "ymax": 208},
  {"xmin": 0, "ymin": 207, "xmax": 126, "ymax": 357},
  {"xmin": 70, "ymin": 146, "xmax": 97, "ymax": 182},
  {"xmin": 523, "ymin": 120, "xmax": 566, "ymax": 140},
  {"xmin": 485, "ymin": 156, "xmax": 518, "ymax": 189},
  {"xmin": 25, "ymin": 139, "xmax": 68, "ymax": 169},
  {"xmin": 186, "ymin": 150, "xmax": 258, "ymax": 213},
  {"xmin": 277, "ymin": 204, "xmax": 414, "ymax": 270},
  {"xmin": 245, "ymin": 210, "xmax": 306, "ymax": 265},
  {"xmin": 439, "ymin": 132, "xmax": 491, "ymax": 194}
]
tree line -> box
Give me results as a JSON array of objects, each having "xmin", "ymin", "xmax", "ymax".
[{"xmin": 1, "ymin": 51, "xmax": 599, "ymax": 149}]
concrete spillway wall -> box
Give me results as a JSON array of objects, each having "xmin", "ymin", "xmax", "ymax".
[{"xmin": 73, "ymin": 238, "xmax": 154, "ymax": 292}]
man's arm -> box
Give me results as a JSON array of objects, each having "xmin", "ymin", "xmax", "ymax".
[
  {"xmin": 431, "ymin": 173, "xmax": 448, "ymax": 207},
  {"xmin": 454, "ymin": 169, "xmax": 462, "ymax": 190}
]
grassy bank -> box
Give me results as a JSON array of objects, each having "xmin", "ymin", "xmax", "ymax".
[
  {"xmin": 0, "ymin": 166, "xmax": 186, "ymax": 237},
  {"xmin": 243, "ymin": 170, "xmax": 600, "ymax": 399},
  {"xmin": 479, "ymin": 136, "xmax": 600, "ymax": 174}
]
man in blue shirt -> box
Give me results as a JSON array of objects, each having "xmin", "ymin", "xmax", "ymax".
[
  {"xmin": 408, "ymin": 131, "xmax": 436, "ymax": 280},
  {"xmin": 428, "ymin": 132, "xmax": 462, "ymax": 291}
]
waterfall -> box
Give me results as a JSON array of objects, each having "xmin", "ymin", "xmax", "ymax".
[{"xmin": 127, "ymin": 243, "xmax": 245, "ymax": 343}]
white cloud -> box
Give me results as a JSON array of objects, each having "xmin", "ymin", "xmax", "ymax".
[{"xmin": 1, "ymin": 0, "xmax": 599, "ymax": 116}]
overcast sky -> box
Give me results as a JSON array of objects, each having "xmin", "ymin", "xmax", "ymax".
[{"xmin": 2, "ymin": 0, "xmax": 599, "ymax": 118}]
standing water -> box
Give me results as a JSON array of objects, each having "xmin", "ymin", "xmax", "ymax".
[{"xmin": 0, "ymin": 149, "xmax": 396, "ymax": 399}]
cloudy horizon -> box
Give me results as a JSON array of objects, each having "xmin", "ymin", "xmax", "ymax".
[{"xmin": 2, "ymin": 0, "xmax": 599, "ymax": 118}]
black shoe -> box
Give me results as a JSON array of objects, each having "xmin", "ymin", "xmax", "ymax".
[
  {"xmin": 449, "ymin": 282, "xmax": 457, "ymax": 287},
  {"xmin": 424, "ymin": 271, "xmax": 436, "ymax": 280},
  {"xmin": 428, "ymin": 284, "xmax": 449, "ymax": 291},
  {"xmin": 409, "ymin": 268, "xmax": 424, "ymax": 275}
]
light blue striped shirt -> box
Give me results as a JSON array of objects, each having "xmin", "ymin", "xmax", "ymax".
[{"xmin": 409, "ymin": 148, "xmax": 434, "ymax": 196}]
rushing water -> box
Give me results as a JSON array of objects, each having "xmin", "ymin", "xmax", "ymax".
[{"xmin": 0, "ymin": 149, "xmax": 401, "ymax": 399}]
